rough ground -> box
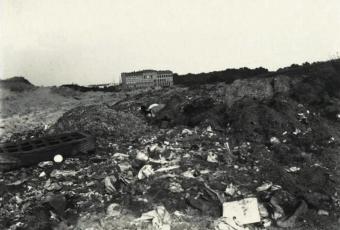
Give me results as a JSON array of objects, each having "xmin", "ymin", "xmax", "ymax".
[{"xmin": 1, "ymin": 60, "xmax": 340, "ymax": 230}]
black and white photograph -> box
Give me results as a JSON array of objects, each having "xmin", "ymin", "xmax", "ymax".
[{"xmin": 1, "ymin": 1, "xmax": 340, "ymax": 229}]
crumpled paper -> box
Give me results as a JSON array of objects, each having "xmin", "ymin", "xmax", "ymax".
[{"xmin": 134, "ymin": 205, "xmax": 171, "ymax": 230}]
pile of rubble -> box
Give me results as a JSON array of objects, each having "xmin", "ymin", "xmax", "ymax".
[
  {"xmin": 1, "ymin": 60, "xmax": 340, "ymax": 229},
  {"xmin": 49, "ymin": 104, "xmax": 151, "ymax": 146}
]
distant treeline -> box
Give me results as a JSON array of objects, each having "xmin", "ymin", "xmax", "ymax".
[
  {"xmin": 173, "ymin": 67, "xmax": 269, "ymax": 86},
  {"xmin": 60, "ymin": 84, "xmax": 121, "ymax": 92},
  {"xmin": 173, "ymin": 60, "xmax": 340, "ymax": 86}
]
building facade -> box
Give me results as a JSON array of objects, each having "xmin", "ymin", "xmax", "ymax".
[{"xmin": 121, "ymin": 70, "xmax": 173, "ymax": 89}]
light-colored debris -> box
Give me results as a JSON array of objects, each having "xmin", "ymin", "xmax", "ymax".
[
  {"xmin": 285, "ymin": 166, "xmax": 301, "ymax": 173},
  {"xmin": 200, "ymin": 169, "xmax": 211, "ymax": 174},
  {"xmin": 256, "ymin": 181, "xmax": 273, "ymax": 192},
  {"xmin": 207, "ymin": 152, "xmax": 219, "ymax": 163},
  {"xmin": 138, "ymin": 165, "xmax": 155, "ymax": 180},
  {"xmin": 155, "ymin": 165, "xmax": 180, "ymax": 173},
  {"xmin": 270, "ymin": 197, "xmax": 285, "ymax": 220},
  {"xmin": 293, "ymin": 128, "xmax": 301, "ymax": 135},
  {"xmin": 168, "ymin": 182, "xmax": 184, "ymax": 193},
  {"xmin": 225, "ymin": 183, "xmax": 237, "ymax": 196},
  {"xmin": 44, "ymin": 179, "xmax": 62, "ymax": 191},
  {"xmin": 118, "ymin": 162, "xmax": 131, "ymax": 171},
  {"xmin": 270, "ymin": 137, "xmax": 280, "ymax": 144},
  {"xmin": 104, "ymin": 176, "xmax": 117, "ymax": 193},
  {"xmin": 182, "ymin": 129, "xmax": 193, "ymax": 135},
  {"xmin": 106, "ymin": 203, "xmax": 121, "ymax": 217},
  {"xmin": 213, "ymin": 217, "xmax": 249, "ymax": 230},
  {"xmin": 222, "ymin": 198, "xmax": 261, "ymax": 225},
  {"xmin": 258, "ymin": 203, "xmax": 269, "ymax": 218},
  {"xmin": 181, "ymin": 170, "xmax": 195, "ymax": 178},
  {"xmin": 136, "ymin": 151, "xmax": 149, "ymax": 161},
  {"xmin": 262, "ymin": 218, "xmax": 272, "ymax": 228},
  {"xmin": 317, "ymin": 209, "xmax": 329, "ymax": 216},
  {"xmin": 134, "ymin": 205, "xmax": 171, "ymax": 230},
  {"xmin": 50, "ymin": 169, "xmax": 76, "ymax": 179},
  {"xmin": 112, "ymin": 153, "xmax": 129, "ymax": 160},
  {"xmin": 38, "ymin": 161, "xmax": 53, "ymax": 167},
  {"xmin": 149, "ymin": 143, "xmax": 166, "ymax": 153},
  {"xmin": 53, "ymin": 154, "xmax": 63, "ymax": 163}
]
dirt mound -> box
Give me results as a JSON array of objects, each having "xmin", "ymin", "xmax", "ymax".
[
  {"xmin": 228, "ymin": 96, "xmax": 306, "ymax": 143},
  {"xmin": 151, "ymin": 94, "xmax": 226, "ymax": 129},
  {"xmin": 0, "ymin": 76, "xmax": 35, "ymax": 92},
  {"xmin": 50, "ymin": 104, "xmax": 150, "ymax": 144}
]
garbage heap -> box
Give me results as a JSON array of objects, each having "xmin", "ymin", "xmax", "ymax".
[
  {"xmin": 49, "ymin": 104, "xmax": 151, "ymax": 146},
  {"xmin": 1, "ymin": 60, "xmax": 340, "ymax": 230}
]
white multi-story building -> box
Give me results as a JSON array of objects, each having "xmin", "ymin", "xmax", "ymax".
[{"xmin": 121, "ymin": 70, "xmax": 173, "ymax": 89}]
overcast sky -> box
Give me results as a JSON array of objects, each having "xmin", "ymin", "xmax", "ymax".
[{"xmin": 1, "ymin": 0, "xmax": 340, "ymax": 86}]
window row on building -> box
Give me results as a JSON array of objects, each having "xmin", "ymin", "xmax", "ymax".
[{"xmin": 121, "ymin": 70, "xmax": 173, "ymax": 89}]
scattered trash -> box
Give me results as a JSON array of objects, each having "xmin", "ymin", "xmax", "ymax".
[
  {"xmin": 104, "ymin": 176, "xmax": 117, "ymax": 193},
  {"xmin": 293, "ymin": 128, "xmax": 301, "ymax": 135},
  {"xmin": 44, "ymin": 179, "xmax": 62, "ymax": 191},
  {"xmin": 270, "ymin": 137, "xmax": 280, "ymax": 144},
  {"xmin": 2, "ymin": 69, "xmax": 340, "ymax": 229},
  {"xmin": 182, "ymin": 129, "xmax": 193, "ymax": 135},
  {"xmin": 149, "ymin": 143, "xmax": 166, "ymax": 154},
  {"xmin": 181, "ymin": 169, "xmax": 196, "ymax": 178},
  {"xmin": 285, "ymin": 166, "xmax": 300, "ymax": 173},
  {"xmin": 270, "ymin": 196, "xmax": 284, "ymax": 220},
  {"xmin": 258, "ymin": 203, "xmax": 269, "ymax": 218},
  {"xmin": 6, "ymin": 179, "xmax": 28, "ymax": 186},
  {"xmin": 262, "ymin": 218, "xmax": 272, "ymax": 228},
  {"xmin": 138, "ymin": 165, "xmax": 155, "ymax": 180},
  {"xmin": 118, "ymin": 162, "xmax": 131, "ymax": 171},
  {"xmin": 136, "ymin": 151, "xmax": 149, "ymax": 161},
  {"xmin": 53, "ymin": 154, "xmax": 63, "ymax": 163},
  {"xmin": 112, "ymin": 153, "xmax": 129, "ymax": 160},
  {"xmin": 134, "ymin": 205, "xmax": 171, "ymax": 230},
  {"xmin": 168, "ymin": 182, "xmax": 184, "ymax": 193},
  {"xmin": 317, "ymin": 209, "xmax": 329, "ymax": 216},
  {"xmin": 225, "ymin": 183, "xmax": 237, "ymax": 196},
  {"xmin": 213, "ymin": 217, "xmax": 248, "ymax": 230},
  {"xmin": 38, "ymin": 161, "xmax": 53, "ymax": 167},
  {"xmin": 147, "ymin": 103, "xmax": 166, "ymax": 118},
  {"xmin": 50, "ymin": 169, "xmax": 76, "ymax": 179},
  {"xmin": 155, "ymin": 165, "xmax": 180, "ymax": 173},
  {"xmin": 207, "ymin": 152, "xmax": 218, "ymax": 163},
  {"xmin": 256, "ymin": 181, "xmax": 273, "ymax": 192},
  {"xmin": 106, "ymin": 203, "xmax": 121, "ymax": 217},
  {"xmin": 222, "ymin": 198, "xmax": 261, "ymax": 225},
  {"xmin": 270, "ymin": 184, "xmax": 282, "ymax": 191},
  {"xmin": 149, "ymin": 157, "xmax": 169, "ymax": 164},
  {"xmin": 200, "ymin": 169, "xmax": 211, "ymax": 174}
]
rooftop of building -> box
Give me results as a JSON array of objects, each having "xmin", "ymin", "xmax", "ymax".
[{"xmin": 121, "ymin": 69, "xmax": 173, "ymax": 76}]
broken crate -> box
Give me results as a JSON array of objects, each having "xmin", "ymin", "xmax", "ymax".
[{"xmin": 0, "ymin": 132, "xmax": 95, "ymax": 171}]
